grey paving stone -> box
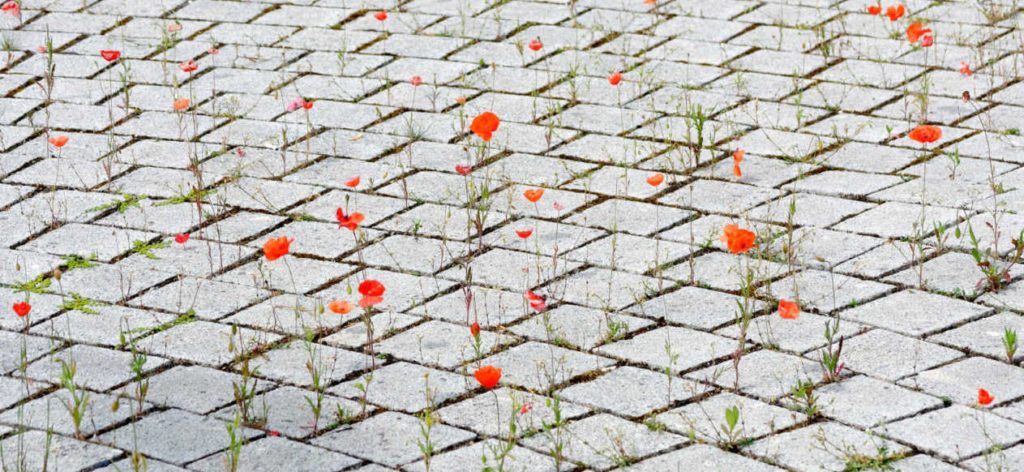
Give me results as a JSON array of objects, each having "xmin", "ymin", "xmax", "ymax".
[
  {"xmin": 597, "ymin": 326, "xmax": 738, "ymax": 374},
  {"xmin": 99, "ymin": 409, "xmax": 261, "ymax": 464},
  {"xmin": 510, "ymin": 304, "xmax": 653, "ymax": 350},
  {"xmin": 815, "ymin": 375, "xmax": 943, "ymax": 428},
  {"xmin": 312, "ymin": 411, "xmax": 475, "ymax": 467},
  {"xmin": 25, "ymin": 344, "xmax": 169, "ymax": 391},
  {"xmin": 435, "ymin": 387, "xmax": 590, "ymax": 437},
  {"xmin": 929, "ymin": 312, "xmax": 1024, "ymax": 362},
  {"xmin": 214, "ymin": 385, "xmax": 368, "ymax": 439},
  {"xmin": 628, "ymin": 444, "xmax": 785, "ymax": 472},
  {"xmin": 882, "ymin": 405, "xmax": 1024, "ymax": 461},
  {"xmin": 835, "ymin": 329, "xmax": 963, "ymax": 381},
  {"xmin": 748, "ymin": 422, "xmax": 909, "ymax": 471},
  {"xmin": 656, "ymin": 392, "xmax": 806, "ymax": 442},
  {"xmin": 840, "ymin": 289, "xmax": 993, "ymax": 336},
  {"xmin": 688, "ymin": 350, "xmax": 824, "ymax": 400},
  {"xmin": 480, "ymin": 341, "xmax": 616, "ymax": 391},
  {"xmin": 331, "ymin": 361, "xmax": 471, "ymax": 414},
  {"xmin": 559, "ymin": 366, "xmax": 703, "ymax": 418},
  {"xmin": 0, "ymin": 430, "xmax": 121, "ymax": 471},
  {"xmin": 900, "ymin": 357, "xmax": 1024, "ymax": 407},
  {"xmin": 521, "ymin": 413, "xmax": 687, "ymax": 470}
]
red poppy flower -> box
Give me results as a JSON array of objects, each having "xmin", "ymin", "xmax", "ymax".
[
  {"xmin": 886, "ymin": 4, "xmax": 905, "ymax": 21},
  {"xmin": 523, "ymin": 188, "xmax": 544, "ymax": 203},
  {"xmin": 474, "ymin": 365, "xmax": 502, "ymax": 389},
  {"xmin": 516, "ymin": 228, "xmax": 533, "ymax": 239},
  {"xmin": 525, "ymin": 290, "xmax": 546, "ymax": 311},
  {"xmin": 100, "ymin": 50, "xmax": 121, "ymax": 62},
  {"xmin": 470, "ymin": 112, "xmax": 500, "ymax": 141},
  {"xmin": 269, "ymin": 430, "xmax": 281, "ymax": 437},
  {"xmin": 173, "ymin": 98, "xmax": 190, "ymax": 111},
  {"xmin": 328, "ymin": 300, "xmax": 354, "ymax": 314},
  {"xmin": 303, "ymin": 100, "xmax": 313, "ymax": 110},
  {"xmin": 455, "ymin": 165, "xmax": 472, "ymax": 176},
  {"xmin": 167, "ymin": 23, "xmax": 183, "ymax": 33},
  {"xmin": 978, "ymin": 388, "xmax": 994, "ymax": 405},
  {"xmin": 358, "ymin": 279, "xmax": 385, "ymax": 297},
  {"xmin": 920, "ymin": 35, "xmax": 933, "ymax": 47},
  {"xmin": 867, "ymin": 5, "xmax": 881, "ymax": 15},
  {"xmin": 470, "ymin": 322, "xmax": 480, "ymax": 337},
  {"xmin": 48, "ymin": 135, "xmax": 69, "ymax": 148},
  {"xmin": 179, "ymin": 59, "xmax": 198, "ymax": 73},
  {"xmin": 733, "ymin": 149, "xmax": 744, "ymax": 178},
  {"xmin": 906, "ymin": 23, "xmax": 932, "ymax": 44},
  {"xmin": 960, "ymin": 62, "xmax": 972, "ymax": 76},
  {"xmin": 336, "ymin": 209, "xmax": 365, "ymax": 231},
  {"xmin": 12, "ymin": 301, "xmax": 30, "ymax": 317},
  {"xmin": 208, "ymin": 47, "xmax": 220, "ymax": 55},
  {"xmin": 263, "ymin": 236, "xmax": 292, "ymax": 261},
  {"xmin": 721, "ymin": 224, "xmax": 756, "ymax": 254},
  {"xmin": 528, "ymin": 38, "xmax": 542, "ymax": 51},
  {"xmin": 344, "ymin": 176, "xmax": 360, "ymax": 188},
  {"xmin": 2, "ymin": 1, "xmax": 21, "ymax": 16},
  {"xmin": 646, "ymin": 173, "xmax": 664, "ymax": 187},
  {"xmin": 410, "ymin": 75, "xmax": 422, "ymax": 86},
  {"xmin": 174, "ymin": 233, "xmax": 189, "ymax": 244},
  {"xmin": 235, "ymin": 147, "xmax": 246, "ymax": 157},
  {"xmin": 778, "ymin": 300, "xmax": 800, "ymax": 319},
  {"xmin": 608, "ymin": 71, "xmax": 622, "ymax": 86},
  {"xmin": 908, "ymin": 125, "xmax": 942, "ymax": 143},
  {"xmin": 374, "ymin": 10, "xmax": 387, "ymax": 21}
]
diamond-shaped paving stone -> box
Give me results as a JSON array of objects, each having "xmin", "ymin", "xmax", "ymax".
[
  {"xmin": 146, "ymin": 365, "xmax": 258, "ymax": 414},
  {"xmin": 899, "ymin": 357, "xmax": 1024, "ymax": 407},
  {"xmin": 629, "ymin": 444, "xmax": 784, "ymax": 471},
  {"xmin": 249, "ymin": 341, "xmax": 371, "ymax": 387},
  {"xmin": 521, "ymin": 413, "xmax": 687, "ymax": 470},
  {"xmin": 832, "ymin": 329, "xmax": 963, "ymax": 381},
  {"xmin": 330, "ymin": 361, "xmax": 471, "ymax": 413},
  {"xmin": 767, "ymin": 269, "xmax": 894, "ymax": 313},
  {"xmin": 377, "ymin": 320, "xmax": 511, "ymax": 369},
  {"xmin": 598, "ymin": 326, "xmax": 738, "ymax": 374},
  {"xmin": 436, "ymin": 387, "xmax": 590, "ymax": 437},
  {"xmin": 137, "ymin": 321, "xmax": 284, "ymax": 366},
  {"xmin": 0, "ymin": 430, "xmax": 120, "ymax": 471},
  {"xmin": 882, "ymin": 406, "xmax": 1024, "ymax": 461},
  {"xmin": 841, "ymin": 289, "xmax": 992, "ymax": 336},
  {"xmin": 404, "ymin": 439, "xmax": 564, "ymax": 472},
  {"xmin": 718, "ymin": 311, "xmax": 865, "ymax": 353},
  {"xmin": 215, "ymin": 386, "xmax": 368, "ymax": 439},
  {"xmin": 312, "ymin": 411, "xmax": 475, "ymax": 467},
  {"xmin": 25, "ymin": 344, "xmax": 168, "ymax": 391},
  {"xmin": 688, "ymin": 350, "xmax": 824, "ymax": 400},
  {"xmin": 815, "ymin": 375, "xmax": 943, "ymax": 428},
  {"xmin": 510, "ymin": 304, "xmax": 653, "ymax": 350},
  {"xmin": 480, "ymin": 341, "xmax": 616, "ymax": 391},
  {"xmin": 628, "ymin": 286, "xmax": 766, "ymax": 330},
  {"xmin": 559, "ymin": 366, "xmax": 703, "ymax": 418},
  {"xmin": 929, "ymin": 312, "xmax": 1024, "ymax": 362},
  {"xmin": 188, "ymin": 436, "xmax": 360, "ymax": 472},
  {"xmin": 656, "ymin": 392, "xmax": 805, "ymax": 441},
  {"xmin": 749, "ymin": 422, "xmax": 908, "ymax": 471},
  {"xmin": 99, "ymin": 409, "xmax": 260, "ymax": 464}
]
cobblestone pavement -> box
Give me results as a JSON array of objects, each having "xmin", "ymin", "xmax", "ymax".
[{"xmin": 1, "ymin": 0, "xmax": 1024, "ymax": 470}]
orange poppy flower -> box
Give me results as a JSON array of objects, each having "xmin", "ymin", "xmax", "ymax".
[
  {"xmin": 179, "ymin": 59, "xmax": 198, "ymax": 73},
  {"xmin": 470, "ymin": 112, "xmax": 500, "ymax": 141},
  {"xmin": 263, "ymin": 236, "xmax": 292, "ymax": 261},
  {"xmin": 733, "ymin": 149, "xmax": 744, "ymax": 178},
  {"xmin": 778, "ymin": 300, "xmax": 800, "ymax": 319},
  {"xmin": 906, "ymin": 23, "xmax": 932, "ymax": 44},
  {"xmin": 344, "ymin": 176, "xmax": 360, "ymax": 188},
  {"xmin": 173, "ymin": 98, "xmax": 190, "ymax": 111},
  {"xmin": 470, "ymin": 322, "xmax": 480, "ymax": 337},
  {"xmin": 374, "ymin": 10, "xmax": 387, "ymax": 21},
  {"xmin": 867, "ymin": 5, "xmax": 881, "ymax": 15},
  {"xmin": 960, "ymin": 62, "xmax": 972, "ymax": 77},
  {"xmin": 646, "ymin": 173, "xmax": 664, "ymax": 187},
  {"xmin": 48, "ymin": 135, "xmax": 69, "ymax": 148},
  {"xmin": 721, "ymin": 224, "xmax": 756, "ymax": 254},
  {"xmin": 523, "ymin": 188, "xmax": 544, "ymax": 203},
  {"xmin": 12, "ymin": 301, "xmax": 31, "ymax": 317},
  {"xmin": 336, "ymin": 209, "xmax": 364, "ymax": 231},
  {"xmin": 886, "ymin": 4, "xmax": 905, "ymax": 21},
  {"xmin": 608, "ymin": 71, "xmax": 622, "ymax": 86},
  {"xmin": 328, "ymin": 300, "xmax": 354, "ymax": 314},
  {"xmin": 474, "ymin": 365, "xmax": 502, "ymax": 389},
  {"xmin": 525, "ymin": 290, "xmax": 546, "ymax": 311},
  {"xmin": 410, "ymin": 75, "xmax": 422, "ymax": 87},
  {"xmin": 908, "ymin": 125, "xmax": 942, "ymax": 143},
  {"xmin": 920, "ymin": 35, "xmax": 933, "ymax": 47},
  {"xmin": 528, "ymin": 38, "xmax": 542, "ymax": 51},
  {"xmin": 978, "ymin": 388, "xmax": 994, "ymax": 405}
]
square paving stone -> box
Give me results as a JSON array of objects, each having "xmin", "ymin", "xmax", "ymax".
[
  {"xmin": 881, "ymin": 405, "xmax": 1024, "ymax": 461},
  {"xmin": 312, "ymin": 411, "xmax": 475, "ymax": 467},
  {"xmin": 330, "ymin": 361, "xmax": 471, "ymax": 414},
  {"xmin": 656, "ymin": 392, "xmax": 806, "ymax": 442},
  {"xmin": 99, "ymin": 409, "xmax": 260, "ymax": 465},
  {"xmin": 815, "ymin": 375, "xmax": 943, "ymax": 428},
  {"xmin": 840, "ymin": 289, "xmax": 992, "ymax": 336},
  {"xmin": 435, "ymin": 387, "xmax": 590, "ymax": 437},
  {"xmin": 899, "ymin": 357, "xmax": 1024, "ymax": 407},
  {"xmin": 831, "ymin": 329, "xmax": 963, "ymax": 381},
  {"xmin": 481, "ymin": 341, "xmax": 616, "ymax": 392},
  {"xmin": 521, "ymin": 413, "xmax": 687, "ymax": 470},
  {"xmin": 597, "ymin": 326, "xmax": 738, "ymax": 374},
  {"xmin": 559, "ymin": 366, "xmax": 704, "ymax": 418},
  {"xmin": 748, "ymin": 422, "xmax": 909, "ymax": 471}
]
